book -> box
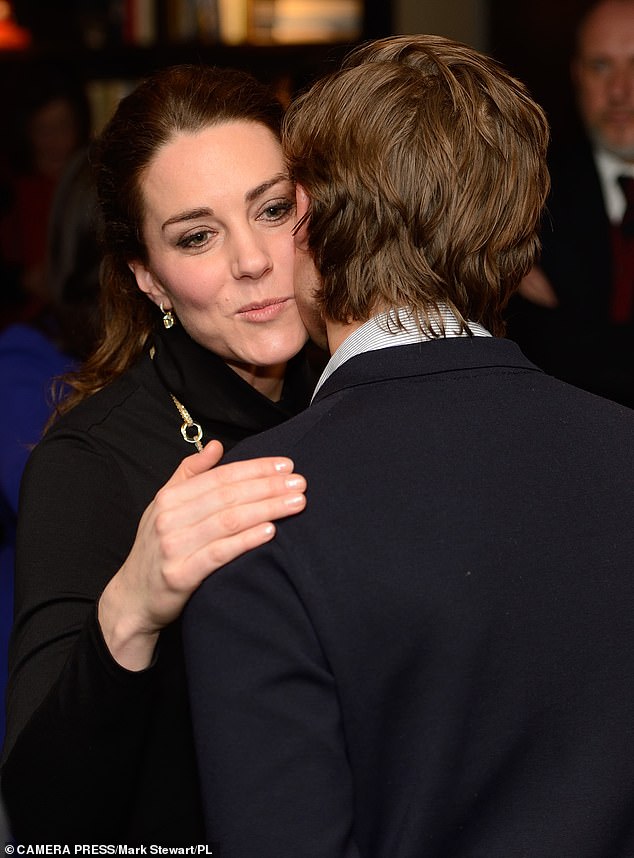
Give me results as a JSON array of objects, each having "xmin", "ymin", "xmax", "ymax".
[
  {"xmin": 218, "ymin": 0, "xmax": 248, "ymax": 44},
  {"xmin": 87, "ymin": 78, "xmax": 137, "ymax": 134},
  {"xmin": 123, "ymin": 0, "xmax": 157, "ymax": 45},
  {"xmin": 250, "ymin": 0, "xmax": 362, "ymax": 45}
]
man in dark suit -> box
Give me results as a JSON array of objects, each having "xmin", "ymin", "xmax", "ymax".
[
  {"xmin": 184, "ymin": 35, "xmax": 634, "ymax": 857},
  {"xmin": 507, "ymin": 0, "xmax": 634, "ymax": 407}
]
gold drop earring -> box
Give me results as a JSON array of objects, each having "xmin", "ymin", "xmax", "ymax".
[{"xmin": 160, "ymin": 302, "xmax": 175, "ymax": 329}]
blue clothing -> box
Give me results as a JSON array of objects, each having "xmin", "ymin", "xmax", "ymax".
[{"xmin": 0, "ymin": 323, "xmax": 74, "ymax": 750}]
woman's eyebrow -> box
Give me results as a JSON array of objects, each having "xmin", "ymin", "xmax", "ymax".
[
  {"xmin": 245, "ymin": 173, "xmax": 291, "ymax": 204},
  {"xmin": 160, "ymin": 174, "xmax": 292, "ymax": 230},
  {"xmin": 161, "ymin": 208, "xmax": 214, "ymax": 231}
]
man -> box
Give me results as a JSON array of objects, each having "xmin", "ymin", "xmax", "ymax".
[
  {"xmin": 508, "ymin": 0, "xmax": 634, "ymax": 407},
  {"xmin": 184, "ymin": 35, "xmax": 634, "ymax": 857}
]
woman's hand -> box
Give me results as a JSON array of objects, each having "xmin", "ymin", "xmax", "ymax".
[{"xmin": 97, "ymin": 440, "xmax": 306, "ymax": 670}]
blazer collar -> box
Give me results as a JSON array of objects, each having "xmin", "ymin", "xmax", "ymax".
[{"xmin": 313, "ymin": 336, "xmax": 542, "ymax": 405}]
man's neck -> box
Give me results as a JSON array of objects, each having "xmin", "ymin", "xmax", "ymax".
[{"xmin": 325, "ymin": 318, "xmax": 366, "ymax": 355}]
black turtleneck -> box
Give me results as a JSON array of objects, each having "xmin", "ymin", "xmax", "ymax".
[
  {"xmin": 152, "ymin": 320, "xmax": 316, "ymax": 449},
  {"xmin": 2, "ymin": 322, "xmax": 318, "ymax": 845}
]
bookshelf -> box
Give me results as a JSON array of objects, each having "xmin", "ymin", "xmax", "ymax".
[
  {"xmin": 82, "ymin": 40, "xmax": 356, "ymax": 128},
  {"xmin": 5, "ymin": 0, "xmax": 386, "ymax": 131},
  {"xmin": 113, "ymin": 0, "xmax": 365, "ymax": 48}
]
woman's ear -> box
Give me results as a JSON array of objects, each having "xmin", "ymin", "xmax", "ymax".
[
  {"xmin": 293, "ymin": 185, "xmax": 311, "ymax": 251},
  {"xmin": 129, "ymin": 261, "xmax": 169, "ymax": 308}
]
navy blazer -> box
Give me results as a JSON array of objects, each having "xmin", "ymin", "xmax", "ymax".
[{"xmin": 185, "ymin": 336, "xmax": 634, "ymax": 857}]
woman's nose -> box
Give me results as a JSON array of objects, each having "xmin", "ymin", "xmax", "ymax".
[{"xmin": 230, "ymin": 229, "xmax": 272, "ymax": 280}]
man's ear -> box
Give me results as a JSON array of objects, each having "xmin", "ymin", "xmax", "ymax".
[
  {"xmin": 129, "ymin": 260, "xmax": 169, "ymax": 308},
  {"xmin": 293, "ymin": 185, "xmax": 311, "ymax": 251}
]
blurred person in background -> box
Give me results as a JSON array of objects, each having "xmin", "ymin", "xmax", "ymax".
[
  {"xmin": 0, "ymin": 148, "xmax": 101, "ymax": 754},
  {"xmin": 0, "ymin": 147, "xmax": 102, "ymax": 845},
  {"xmin": 0, "ymin": 65, "xmax": 90, "ymax": 327},
  {"xmin": 508, "ymin": 0, "xmax": 634, "ymax": 407}
]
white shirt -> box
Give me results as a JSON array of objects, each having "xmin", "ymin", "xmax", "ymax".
[
  {"xmin": 594, "ymin": 148, "xmax": 634, "ymax": 224},
  {"xmin": 312, "ymin": 306, "xmax": 491, "ymax": 401}
]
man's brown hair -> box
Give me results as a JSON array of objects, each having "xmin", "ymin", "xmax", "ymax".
[{"xmin": 283, "ymin": 35, "xmax": 550, "ymax": 336}]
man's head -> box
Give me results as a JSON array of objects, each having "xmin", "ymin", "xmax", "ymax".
[
  {"xmin": 284, "ymin": 35, "xmax": 550, "ymax": 338},
  {"xmin": 572, "ymin": 0, "xmax": 634, "ymax": 161}
]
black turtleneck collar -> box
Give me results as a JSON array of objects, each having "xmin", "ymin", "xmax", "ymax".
[{"xmin": 150, "ymin": 320, "xmax": 318, "ymax": 450}]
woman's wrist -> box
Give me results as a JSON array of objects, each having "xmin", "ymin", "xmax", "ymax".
[{"xmin": 97, "ymin": 575, "xmax": 160, "ymax": 671}]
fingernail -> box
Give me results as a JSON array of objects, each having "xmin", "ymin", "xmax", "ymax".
[
  {"xmin": 284, "ymin": 476, "xmax": 305, "ymax": 489},
  {"xmin": 274, "ymin": 460, "xmax": 293, "ymax": 472},
  {"xmin": 284, "ymin": 494, "xmax": 305, "ymax": 507}
]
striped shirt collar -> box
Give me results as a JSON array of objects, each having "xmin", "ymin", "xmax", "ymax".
[{"xmin": 312, "ymin": 305, "xmax": 491, "ymax": 401}]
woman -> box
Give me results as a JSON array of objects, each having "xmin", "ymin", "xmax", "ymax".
[{"xmin": 1, "ymin": 65, "xmax": 315, "ymax": 844}]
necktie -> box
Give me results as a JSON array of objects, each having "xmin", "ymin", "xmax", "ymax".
[{"xmin": 610, "ymin": 175, "xmax": 634, "ymax": 323}]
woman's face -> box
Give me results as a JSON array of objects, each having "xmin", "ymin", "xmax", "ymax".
[{"xmin": 133, "ymin": 120, "xmax": 308, "ymax": 389}]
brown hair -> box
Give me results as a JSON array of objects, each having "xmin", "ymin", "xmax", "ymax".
[
  {"xmin": 283, "ymin": 35, "xmax": 550, "ymax": 336},
  {"xmin": 58, "ymin": 64, "xmax": 283, "ymax": 416}
]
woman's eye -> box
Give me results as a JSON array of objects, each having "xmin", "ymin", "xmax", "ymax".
[
  {"xmin": 178, "ymin": 229, "xmax": 213, "ymax": 249},
  {"xmin": 260, "ymin": 200, "xmax": 295, "ymax": 222}
]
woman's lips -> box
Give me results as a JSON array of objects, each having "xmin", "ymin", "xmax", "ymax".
[{"xmin": 236, "ymin": 297, "xmax": 292, "ymax": 322}]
